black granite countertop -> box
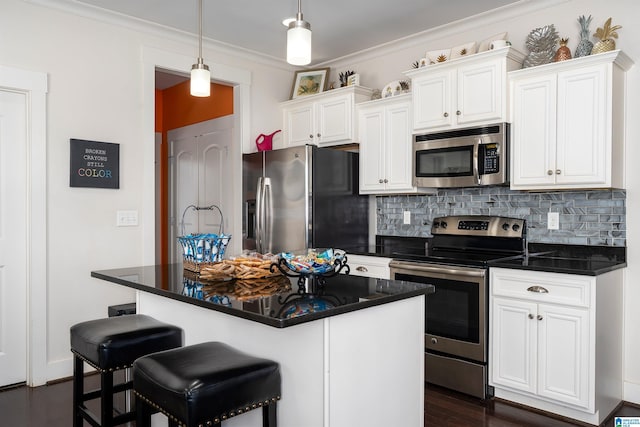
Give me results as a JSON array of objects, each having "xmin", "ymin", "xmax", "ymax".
[
  {"xmin": 488, "ymin": 243, "xmax": 626, "ymax": 276},
  {"xmin": 346, "ymin": 237, "xmax": 626, "ymax": 276},
  {"xmin": 91, "ymin": 264, "xmax": 434, "ymax": 328}
]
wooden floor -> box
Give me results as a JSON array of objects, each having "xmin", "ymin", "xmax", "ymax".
[{"xmin": 1, "ymin": 376, "xmax": 639, "ymax": 426}]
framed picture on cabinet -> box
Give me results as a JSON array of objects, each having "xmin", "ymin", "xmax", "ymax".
[{"xmin": 290, "ymin": 68, "xmax": 330, "ymax": 99}]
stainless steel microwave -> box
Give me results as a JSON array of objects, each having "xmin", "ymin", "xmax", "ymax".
[{"xmin": 413, "ymin": 123, "xmax": 509, "ymax": 188}]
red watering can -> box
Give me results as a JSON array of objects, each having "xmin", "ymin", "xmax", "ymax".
[{"xmin": 255, "ymin": 129, "xmax": 281, "ymax": 151}]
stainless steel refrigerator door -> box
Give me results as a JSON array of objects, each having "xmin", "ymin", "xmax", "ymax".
[
  {"xmin": 242, "ymin": 152, "xmax": 264, "ymax": 251},
  {"xmin": 263, "ymin": 146, "xmax": 309, "ymax": 254}
]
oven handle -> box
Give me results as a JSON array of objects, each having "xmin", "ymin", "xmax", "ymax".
[{"xmin": 389, "ymin": 261, "xmax": 485, "ymax": 278}]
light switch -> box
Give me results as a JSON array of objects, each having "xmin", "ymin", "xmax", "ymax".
[{"xmin": 117, "ymin": 210, "xmax": 138, "ymax": 227}]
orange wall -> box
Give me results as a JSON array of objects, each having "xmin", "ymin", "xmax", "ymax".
[{"xmin": 156, "ymin": 81, "xmax": 234, "ymax": 264}]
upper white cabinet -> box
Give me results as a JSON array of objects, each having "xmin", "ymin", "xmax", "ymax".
[
  {"xmin": 405, "ymin": 48, "xmax": 524, "ymax": 132},
  {"xmin": 357, "ymin": 94, "xmax": 433, "ymax": 194},
  {"xmin": 280, "ymin": 85, "xmax": 373, "ymax": 148},
  {"xmin": 489, "ymin": 267, "xmax": 623, "ymax": 426},
  {"xmin": 509, "ymin": 50, "xmax": 633, "ymax": 190}
]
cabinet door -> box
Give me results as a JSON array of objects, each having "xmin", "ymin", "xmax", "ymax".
[
  {"xmin": 457, "ymin": 59, "xmax": 503, "ymax": 125},
  {"xmin": 284, "ymin": 103, "xmax": 314, "ymax": 147},
  {"xmin": 510, "ymin": 75, "xmax": 558, "ymax": 189},
  {"xmin": 316, "ymin": 94, "xmax": 352, "ymax": 145},
  {"xmin": 555, "ymin": 65, "xmax": 608, "ymax": 186},
  {"xmin": 384, "ymin": 101, "xmax": 414, "ymax": 191},
  {"xmin": 412, "ymin": 69, "xmax": 453, "ymax": 130},
  {"xmin": 358, "ymin": 107, "xmax": 386, "ymax": 193},
  {"xmin": 490, "ymin": 297, "xmax": 537, "ymax": 394},
  {"xmin": 537, "ymin": 303, "xmax": 591, "ymax": 409}
]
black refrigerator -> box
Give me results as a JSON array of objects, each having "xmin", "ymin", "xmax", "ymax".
[{"xmin": 242, "ymin": 145, "xmax": 369, "ymax": 254}]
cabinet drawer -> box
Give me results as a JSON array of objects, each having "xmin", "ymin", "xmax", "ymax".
[
  {"xmin": 344, "ymin": 255, "xmax": 391, "ymax": 279},
  {"xmin": 490, "ymin": 268, "xmax": 592, "ymax": 308}
]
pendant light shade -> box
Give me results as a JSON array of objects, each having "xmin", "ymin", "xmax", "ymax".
[
  {"xmin": 191, "ymin": 0, "xmax": 210, "ymax": 97},
  {"xmin": 286, "ymin": 0, "xmax": 312, "ymax": 65}
]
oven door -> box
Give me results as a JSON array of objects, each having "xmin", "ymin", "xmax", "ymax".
[{"xmin": 389, "ymin": 260, "xmax": 487, "ymax": 363}]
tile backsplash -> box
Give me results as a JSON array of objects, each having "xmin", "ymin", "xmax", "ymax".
[{"xmin": 376, "ymin": 187, "xmax": 626, "ymax": 246}]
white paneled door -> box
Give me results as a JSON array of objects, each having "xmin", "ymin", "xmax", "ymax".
[
  {"xmin": 0, "ymin": 89, "xmax": 28, "ymax": 387},
  {"xmin": 168, "ymin": 116, "xmax": 234, "ymax": 264}
]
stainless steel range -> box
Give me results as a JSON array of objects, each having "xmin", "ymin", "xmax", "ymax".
[{"xmin": 388, "ymin": 215, "xmax": 526, "ymax": 399}]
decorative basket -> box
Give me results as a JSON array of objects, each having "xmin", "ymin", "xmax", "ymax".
[
  {"xmin": 199, "ymin": 256, "xmax": 281, "ymax": 281},
  {"xmin": 177, "ymin": 233, "xmax": 231, "ymax": 273}
]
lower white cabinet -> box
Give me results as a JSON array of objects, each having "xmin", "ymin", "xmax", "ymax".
[
  {"xmin": 489, "ymin": 267, "xmax": 623, "ymax": 425},
  {"xmin": 344, "ymin": 254, "xmax": 391, "ymax": 279}
]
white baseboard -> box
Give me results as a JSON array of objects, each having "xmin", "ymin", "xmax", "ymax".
[{"xmin": 624, "ymin": 381, "xmax": 640, "ymax": 405}]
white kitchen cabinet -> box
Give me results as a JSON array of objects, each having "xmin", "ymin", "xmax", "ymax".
[
  {"xmin": 509, "ymin": 50, "xmax": 633, "ymax": 190},
  {"xmin": 343, "ymin": 254, "xmax": 391, "ymax": 279},
  {"xmin": 357, "ymin": 95, "xmax": 433, "ymax": 194},
  {"xmin": 489, "ymin": 267, "xmax": 623, "ymax": 425},
  {"xmin": 404, "ymin": 48, "xmax": 524, "ymax": 132},
  {"xmin": 280, "ymin": 85, "xmax": 373, "ymax": 148}
]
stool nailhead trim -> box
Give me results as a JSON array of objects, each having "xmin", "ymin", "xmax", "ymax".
[
  {"xmin": 71, "ymin": 349, "xmax": 132, "ymax": 373},
  {"xmin": 134, "ymin": 390, "xmax": 281, "ymax": 427}
]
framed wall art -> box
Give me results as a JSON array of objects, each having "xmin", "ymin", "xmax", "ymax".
[
  {"xmin": 290, "ymin": 67, "xmax": 330, "ymax": 99},
  {"xmin": 70, "ymin": 138, "xmax": 120, "ymax": 189}
]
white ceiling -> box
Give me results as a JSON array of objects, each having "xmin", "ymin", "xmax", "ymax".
[{"xmin": 61, "ymin": 0, "xmax": 521, "ymax": 66}]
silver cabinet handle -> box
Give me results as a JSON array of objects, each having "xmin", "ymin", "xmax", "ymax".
[
  {"xmin": 443, "ymin": 112, "xmax": 449, "ymax": 117},
  {"xmin": 309, "ymin": 134, "xmax": 313, "ymax": 139},
  {"xmin": 317, "ymin": 133, "xmax": 321, "ymax": 138},
  {"xmin": 547, "ymin": 170, "xmax": 553, "ymax": 175},
  {"xmin": 527, "ymin": 285, "xmax": 549, "ymax": 293},
  {"xmin": 378, "ymin": 179, "xmax": 384, "ymax": 183},
  {"xmin": 528, "ymin": 313, "xmax": 534, "ymax": 319},
  {"xmin": 556, "ymin": 169, "xmax": 561, "ymax": 174},
  {"xmin": 456, "ymin": 110, "xmax": 461, "ymax": 115},
  {"xmin": 537, "ymin": 315, "xmax": 543, "ymax": 321},
  {"xmin": 383, "ymin": 178, "xmax": 388, "ymax": 183},
  {"xmin": 356, "ymin": 266, "xmax": 368, "ymax": 272}
]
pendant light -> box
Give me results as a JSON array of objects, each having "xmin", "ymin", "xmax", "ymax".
[
  {"xmin": 286, "ymin": 0, "xmax": 312, "ymax": 65},
  {"xmin": 190, "ymin": 0, "xmax": 210, "ymax": 97}
]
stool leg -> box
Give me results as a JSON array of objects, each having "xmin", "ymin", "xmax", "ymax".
[
  {"xmin": 72, "ymin": 355, "xmax": 84, "ymax": 427},
  {"xmin": 101, "ymin": 370, "xmax": 114, "ymax": 426},
  {"xmin": 263, "ymin": 402, "xmax": 277, "ymax": 427},
  {"xmin": 135, "ymin": 394, "xmax": 153, "ymax": 427}
]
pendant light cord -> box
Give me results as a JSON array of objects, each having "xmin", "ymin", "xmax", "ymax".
[{"xmin": 198, "ymin": 0, "xmax": 203, "ymax": 61}]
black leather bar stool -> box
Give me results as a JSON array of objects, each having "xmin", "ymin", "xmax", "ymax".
[
  {"xmin": 133, "ymin": 342, "xmax": 281, "ymax": 427},
  {"xmin": 70, "ymin": 314, "xmax": 184, "ymax": 427}
]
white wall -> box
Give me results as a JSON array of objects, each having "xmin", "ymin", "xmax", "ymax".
[
  {"xmin": 4, "ymin": 0, "xmax": 640, "ymax": 405},
  {"xmin": 320, "ymin": 0, "xmax": 640, "ymax": 403},
  {"xmin": 1, "ymin": 0, "xmax": 292, "ymax": 382}
]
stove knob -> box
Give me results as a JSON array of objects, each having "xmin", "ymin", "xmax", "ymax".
[
  {"xmin": 433, "ymin": 221, "xmax": 440, "ymax": 229},
  {"xmin": 512, "ymin": 224, "xmax": 520, "ymax": 232},
  {"xmin": 431, "ymin": 337, "xmax": 438, "ymax": 345},
  {"xmin": 441, "ymin": 221, "xmax": 447, "ymax": 229},
  {"xmin": 502, "ymin": 223, "xmax": 510, "ymax": 231}
]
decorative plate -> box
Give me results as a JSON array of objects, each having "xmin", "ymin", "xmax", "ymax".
[
  {"xmin": 450, "ymin": 42, "xmax": 477, "ymax": 60},
  {"xmin": 382, "ymin": 80, "xmax": 403, "ymax": 98}
]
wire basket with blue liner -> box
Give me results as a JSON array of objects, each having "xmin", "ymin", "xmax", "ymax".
[{"xmin": 178, "ymin": 233, "xmax": 231, "ymax": 273}]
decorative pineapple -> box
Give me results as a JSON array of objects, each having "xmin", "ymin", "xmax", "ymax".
[
  {"xmin": 554, "ymin": 38, "xmax": 572, "ymax": 62},
  {"xmin": 574, "ymin": 15, "xmax": 593, "ymax": 57},
  {"xmin": 592, "ymin": 17, "xmax": 621, "ymax": 54}
]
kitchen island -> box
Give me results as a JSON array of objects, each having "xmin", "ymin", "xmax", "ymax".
[{"xmin": 91, "ymin": 264, "xmax": 434, "ymax": 427}]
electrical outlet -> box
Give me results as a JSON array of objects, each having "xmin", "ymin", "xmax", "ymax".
[
  {"xmin": 547, "ymin": 212, "xmax": 559, "ymax": 230},
  {"xmin": 403, "ymin": 210, "xmax": 411, "ymax": 225}
]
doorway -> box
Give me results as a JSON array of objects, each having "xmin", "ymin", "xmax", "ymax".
[
  {"xmin": 0, "ymin": 66, "xmax": 47, "ymax": 387},
  {"xmin": 168, "ymin": 115, "xmax": 234, "ymax": 264},
  {"xmin": 144, "ymin": 47, "xmax": 249, "ymax": 265}
]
